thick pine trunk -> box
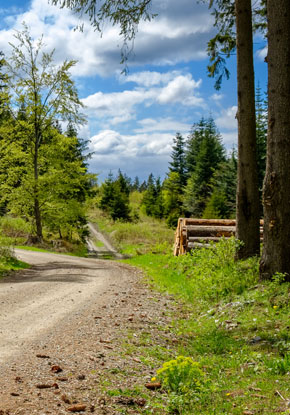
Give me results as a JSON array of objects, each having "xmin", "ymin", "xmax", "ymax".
[
  {"xmin": 260, "ymin": 0, "xmax": 290, "ymax": 279},
  {"xmin": 235, "ymin": 0, "xmax": 260, "ymax": 259}
]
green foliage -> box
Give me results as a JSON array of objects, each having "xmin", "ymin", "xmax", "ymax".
[
  {"xmin": 51, "ymin": 0, "xmax": 156, "ymax": 69},
  {"xmin": 265, "ymin": 354, "xmax": 290, "ymax": 375},
  {"xmin": 206, "ymin": 0, "xmax": 267, "ymax": 90},
  {"xmin": 2, "ymin": 25, "xmax": 86, "ymax": 241},
  {"xmin": 141, "ymin": 174, "xmax": 164, "ymax": 219},
  {"xmin": 203, "ymin": 150, "xmax": 237, "ymax": 218},
  {"xmin": 0, "ymin": 216, "xmax": 30, "ymax": 240},
  {"xmin": 99, "ymin": 171, "xmax": 131, "ymax": 221},
  {"xmin": 90, "ymin": 207, "xmax": 174, "ymax": 256},
  {"xmin": 163, "ymin": 171, "xmax": 184, "ymax": 227},
  {"xmin": 128, "ymin": 238, "xmax": 258, "ymax": 305},
  {"xmin": 0, "ymin": 236, "xmax": 13, "ymax": 263},
  {"xmin": 183, "ymin": 117, "xmax": 226, "ymax": 217},
  {"xmin": 169, "ymin": 132, "xmax": 187, "ymax": 187},
  {"xmin": 157, "ymin": 356, "xmax": 206, "ymax": 394},
  {"xmin": 122, "ymin": 239, "xmax": 290, "ymax": 413}
]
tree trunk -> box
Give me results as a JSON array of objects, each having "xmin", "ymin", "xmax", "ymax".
[
  {"xmin": 260, "ymin": 0, "xmax": 290, "ymax": 279},
  {"xmin": 33, "ymin": 142, "xmax": 43, "ymax": 243},
  {"xmin": 235, "ymin": 0, "xmax": 260, "ymax": 259}
]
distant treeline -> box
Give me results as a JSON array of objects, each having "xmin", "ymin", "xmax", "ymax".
[{"xmin": 98, "ymin": 88, "xmax": 267, "ymax": 228}]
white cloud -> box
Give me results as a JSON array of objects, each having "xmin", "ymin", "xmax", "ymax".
[
  {"xmin": 135, "ymin": 118, "xmax": 191, "ymax": 134},
  {"xmin": 0, "ymin": 0, "xmax": 214, "ymax": 77},
  {"xmin": 256, "ymin": 46, "xmax": 267, "ymax": 61},
  {"xmin": 220, "ymin": 131, "xmax": 237, "ymax": 148},
  {"xmin": 82, "ymin": 73, "xmax": 204, "ymax": 125},
  {"xmin": 211, "ymin": 93, "xmax": 224, "ymax": 102},
  {"xmin": 215, "ymin": 106, "xmax": 238, "ymax": 130},
  {"xmin": 158, "ymin": 75, "xmax": 203, "ymax": 106},
  {"xmin": 121, "ymin": 70, "xmax": 180, "ymax": 87},
  {"xmin": 89, "ymin": 129, "xmax": 173, "ymax": 161}
]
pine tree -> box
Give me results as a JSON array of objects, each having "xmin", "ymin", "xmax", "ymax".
[
  {"xmin": 99, "ymin": 171, "xmax": 131, "ymax": 221},
  {"xmin": 132, "ymin": 176, "xmax": 140, "ymax": 191},
  {"xmin": 203, "ymin": 150, "xmax": 237, "ymax": 219},
  {"xmin": 163, "ymin": 172, "xmax": 183, "ymax": 227},
  {"xmin": 186, "ymin": 118, "xmax": 207, "ymax": 176},
  {"xmin": 184, "ymin": 117, "xmax": 226, "ymax": 217},
  {"xmin": 142, "ymin": 174, "xmax": 156, "ymax": 216},
  {"xmin": 169, "ymin": 132, "xmax": 187, "ymax": 187}
]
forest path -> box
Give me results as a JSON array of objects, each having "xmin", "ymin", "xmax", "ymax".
[
  {"xmin": 86, "ymin": 222, "xmax": 124, "ymax": 259},
  {"xmin": 0, "ymin": 250, "xmax": 126, "ymax": 363},
  {"xmin": 0, "ymin": 248, "xmax": 146, "ymax": 414},
  {"xmin": 0, "ymin": 249, "xmax": 174, "ymax": 415}
]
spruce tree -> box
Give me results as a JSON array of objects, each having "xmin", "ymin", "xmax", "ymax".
[
  {"xmin": 184, "ymin": 117, "xmax": 226, "ymax": 217},
  {"xmin": 169, "ymin": 132, "xmax": 187, "ymax": 187},
  {"xmin": 142, "ymin": 174, "xmax": 156, "ymax": 216},
  {"xmin": 99, "ymin": 171, "xmax": 131, "ymax": 221},
  {"xmin": 203, "ymin": 150, "xmax": 237, "ymax": 219},
  {"xmin": 163, "ymin": 172, "xmax": 183, "ymax": 227}
]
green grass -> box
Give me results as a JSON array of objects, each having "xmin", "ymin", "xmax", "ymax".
[
  {"xmin": 89, "ymin": 208, "xmax": 174, "ymax": 256},
  {"xmin": 118, "ymin": 239, "xmax": 290, "ymax": 414},
  {"xmin": 15, "ymin": 244, "xmax": 88, "ymax": 257},
  {"xmin": 0, "ymin": 215, "xmax": 88, "ymax": 257},
  {"xmin": 0, "ymin": 256, "xmax": 29, "ymax": 278}
]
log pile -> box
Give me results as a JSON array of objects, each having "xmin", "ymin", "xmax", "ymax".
[{"xmin": 174, "ymin": 218, "xmax": 263, "ymax": 256}]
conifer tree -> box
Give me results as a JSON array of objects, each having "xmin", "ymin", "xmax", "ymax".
[
  {"xmin": 203, "ymin": 150, "xmax": 237, "ymax": 218},
  {"xmin": 163, "ymin": 171, "xmax": 183, "ymax": 227},
  {"xmin": 99, "ymin": 171, "xmax": 131, "ymax": 221},
  {"xmin": 169, "ymin": 132, "xmax": 187, "ymax": 187},
  {"xmin": 142, "ymin": 173, "xmax": 156, "ymax": 216},
  {"xmin": 184, "ymin": 117, "xmax": 226, "ymax": 217}
]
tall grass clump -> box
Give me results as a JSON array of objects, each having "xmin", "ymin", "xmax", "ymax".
[
  {"xmin": 170, "ymin": 238, "xmax": 259, "ymax": 303},
  {"xmin": 0, "ymin": 216, "xmax": 30, "ymax": 241},
  {"xmin": 0, "ymin": 236, "xmax": 14, "ymax": 263},
  {"xmin": 129, "ymin": 238, "xmax": 259, "ymax": 307}
]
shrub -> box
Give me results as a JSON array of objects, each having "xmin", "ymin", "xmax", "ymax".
[{"xmin": 157, "ymin": 356, "xmax": 206, "ymax": 394}]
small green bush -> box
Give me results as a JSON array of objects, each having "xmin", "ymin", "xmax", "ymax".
[
  {"xmin": 156, "ymin": 356, "xmax": 206, "ymax": 394},
  {"xmin": 168, "ymin": 237, "xmax": 259, "ymax": 303},
  {"xmin": 0, "ymin": 216, "xmax": 30, "ymax": 238}
]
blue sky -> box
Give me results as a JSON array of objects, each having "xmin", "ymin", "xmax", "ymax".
[{"xmin": 0, "ymin": 0, "xmax": 267, "ymax": 182}]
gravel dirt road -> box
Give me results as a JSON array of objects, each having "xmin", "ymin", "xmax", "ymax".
[
  {"xmin": 0, "ymin": 250, "xmax": 123, "ymax": 363},
  {"xmin": 0, "ymin": 249, "xmax": 173, "ymax": 414}
]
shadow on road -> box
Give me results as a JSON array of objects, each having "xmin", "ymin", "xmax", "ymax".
[{"xmin": 0, "ymin": 261, "xmax": 109, "ymax": 284}]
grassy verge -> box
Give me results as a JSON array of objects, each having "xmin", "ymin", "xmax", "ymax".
[
  {"xmin": 15, "ymin": 244, "xmax": 88, "ymax": 257},
  {"xmin": 0, "ymin": 239, "xmax": 29, "ymax": 278},
  {"xmin": 106, "ymin": 239, "xmax": 290, "ymax": 414},
  {"xmin": 120, "ymin": 240, "xmax": 290, "ymax": 415},
  {"xmin": 89, "ymin": 208, "xmax": 174, "ymax": 256},
  {"xmin": 0, "ymin": 257, "xmax": 29, "ymax": 278},
  {"xmin": 87, "ymin": 210, "xmax": 290, "ymax": 412},
  {"xmin": 0, "ymin": 216, "xmax": 88, "ymax": 257}
]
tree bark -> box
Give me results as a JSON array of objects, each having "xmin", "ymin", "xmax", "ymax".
[
  {"xmin": 260, "ymin": 0, "xmax": 290, "ymax": 279},
  {"xmin": 33, "ymin": 141, "xmax": 43, "ymax": 243},
  {"xmin": 235, "ymin": 0, "xmax": 260, "ymax": 259}
]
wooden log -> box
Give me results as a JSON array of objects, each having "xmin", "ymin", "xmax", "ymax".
[
  {"xmin": 188, "ymin": 236, "xmax": 231, "ymax": 242},
  {"xmin": 184, "ymin": 218, "xmax": 236, "ymax": 226},
  {"xmin": 187, "ymin": 242, "xmax": 212, "ymax": 249},
  {"xmin": 182, "ymin": 218, "xmax": 264, "ymax": 226},
  {"xmin": 185, "ymin": 225, "xmax": 236, "ymax": 237}
]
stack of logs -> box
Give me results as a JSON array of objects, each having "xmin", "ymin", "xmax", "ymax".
[{"xmin": 174, "ymin": 218, "xmax": 263, "ymax": 256}]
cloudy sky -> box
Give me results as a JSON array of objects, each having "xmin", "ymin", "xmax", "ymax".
[{"xmin": 0, "ymin": 0, "xmax": 267, "ymax": 182}]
